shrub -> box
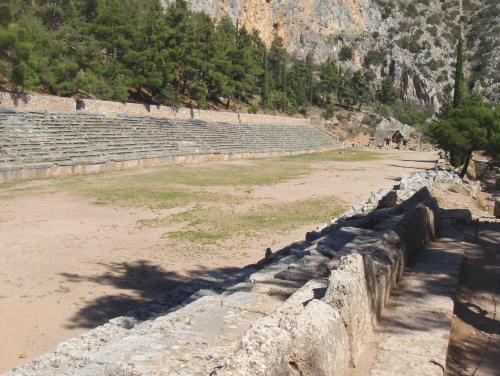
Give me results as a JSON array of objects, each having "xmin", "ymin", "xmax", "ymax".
[
  {"xmin": 404, "ymin": 2, "xmax": 418, "ymax": 17},
  {"xmin": 248, "ymin": 103, "xmax": 259, "ymax": 114},
  {"xmin": 364, "ymin": 49, "xmax": 386, "ymax": 67},
  {"xmin": 322, "ymin": 104, "xmax": 336, "ymax": 120},
  {"xmin": 338, "ymin": 45, "xmax": 353, "ymax": 62},
  {"xmin": 426, "ymin": 25, "xmax": 438, "ymax": 37},
  {"xmin": 373, "ymin": 104, "xmax": 392, "ymax": 119},
  {"xmin": 398, "ymin": 20, "xmax": 412, "ymax": 33},
  {"xmin": 428, "ymin": 58, "xmax": 444, "ymax": 72},
  {"xmin": 381, "ymin": 4, "xmax": 393, "ymax": 19},
  {"xmin": 437, "ymin": 69, "xmax": 449, "ymax": 82},
  {"xmin": 426, "ymin": 13, "xmax": 441, "ymax": 25}
]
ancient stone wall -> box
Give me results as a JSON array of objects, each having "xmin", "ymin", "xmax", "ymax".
[
  {"xmin": 4, "ymin": 168, "xmax": 465, "ymax": 376},
  {"xmin": 0, "ymin": 91, "xmax": 309, "ymax": 126}
]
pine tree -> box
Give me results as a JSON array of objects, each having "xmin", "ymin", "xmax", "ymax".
[{"xmin": 261, "ymin": 48, "xmax": 271, "ymax": 108}]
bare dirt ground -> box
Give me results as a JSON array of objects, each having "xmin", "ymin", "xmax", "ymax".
[{"xmin": 0, "ymin": 150, "xmax": 436, "ymax": 372}]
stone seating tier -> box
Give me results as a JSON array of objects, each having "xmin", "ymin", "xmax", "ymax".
[{"xmin": 0, "ymin": 111, "xmax": 340, "ymax": 171}]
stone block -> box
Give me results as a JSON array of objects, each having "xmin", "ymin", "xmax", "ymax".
[
  {"xmin": 323, "ymin": 253, "xmax": 373, "ymax": 366},
  {"xmin": 214, "ymin": 298, "xmax": 349, "ymax": 376}
]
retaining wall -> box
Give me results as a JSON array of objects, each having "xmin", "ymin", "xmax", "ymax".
[
  {"xmin": 0, "ymin": 109, "xmax": 338, "ymax": 184},
  {"xmin": 0, "ymin": 91, "xmax": 309, "ymax": 126},
  {"xmin": 4, "ymin": 168, "xmax": 463, "ymax": 376}
]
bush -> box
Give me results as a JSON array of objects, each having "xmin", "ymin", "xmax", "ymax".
[
  {"xmin": 437, "ymin": 69, "xmax": 449, "ymax": 82},
  {"xmin": 426, "ymin": 13, "xmax": 441, "ymax": 24},
  {"xmin": 404, "ymin": 2, "xmax": 418, "ymax": 17},
  {"xmin": 248, "ymin": 103, "xmax": 259, "ymax": 114},
  {"xmin": 381, "ymin": 4, "xmax": 393, "ymax": 19},
  {"xmin": 426, "ymin": 25, "xmax": 438, "ymax": 37},
  {"xmin": 322, "ymin": 104, "xmax": 336, "ymax": 120},
  {"xmin": 373, "ymin": 104, "xmax": 392, "ymax": 119},
  {"xmin": 338, "ymin": 45, "xmax": 353, "ymax": 62},
  {"xmin": 428, "ymin": 58, "xmax": 444, "ymax": 72},
  {"xmin": 364, "ymin": 49, "xmax": 386, "ymax": 67}
]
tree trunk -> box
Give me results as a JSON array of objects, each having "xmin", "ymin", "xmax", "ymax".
[{"xmin": 459, "ymin": 155, "xmax": 471, "ymax": 178}]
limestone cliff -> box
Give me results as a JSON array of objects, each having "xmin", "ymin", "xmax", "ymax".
[{"xmin": 166, "ymin": 0, "xmax": 499, "ymax": 108}]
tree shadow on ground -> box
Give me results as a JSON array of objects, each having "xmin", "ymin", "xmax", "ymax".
[
  {"xmin": 60, "ymin": 260, "xmax": 242, "ymax": 329},
  {"xmin": 455, "ymin": 222, "xmax": 500, "ymax": 334},
  {"xmin": 445, "ymin": 221, "xmax": 500, "ymax": 376}
]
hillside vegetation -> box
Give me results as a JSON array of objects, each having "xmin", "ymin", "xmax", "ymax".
[{"xmin": 0, "ymin": 0, "xmax": 497, "ymax": 118}]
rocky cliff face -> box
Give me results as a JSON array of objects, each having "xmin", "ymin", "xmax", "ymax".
[{"xmin": 167, "ymin": 0, "xmax": 498, "ymax": 108}]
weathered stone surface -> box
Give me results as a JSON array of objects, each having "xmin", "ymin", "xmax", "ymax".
[
  {"xmin": 440, "ymin": 208, "xmax": 473, "ymax": 226},
  {"xmin": 323, "ymin": 253, "xmax": 373, "ymax": 366},
  {"xmin": 215, "ymin": 282, "xmax": 349, "ymax": 376}
]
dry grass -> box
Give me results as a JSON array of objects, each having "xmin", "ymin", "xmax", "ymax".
[{"xmin": 161, "ymin": 195, "xmax": 346, "ymax": 244}]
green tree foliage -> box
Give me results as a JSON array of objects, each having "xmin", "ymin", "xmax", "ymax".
[
  {"xmin": 0, "ymin": 0, "xmax": 264, "ymax": 107},
  {"xmin": 376, "ymin": 77, "xmax": 398, "ymax": 104},
  {"xmin": 430, "ymin": 96, "xmax": 499, "ymax": 177},
  {"xmin": 364, "ymin": 49, "xmax": 386, "ymax": 67},
  {"xmin": 0, "ymin": 0, "xmax": 441, "ymax": 115},
  {"xmin": 453, "ymin": 35, "xmax": 465, "ymax": 108}
]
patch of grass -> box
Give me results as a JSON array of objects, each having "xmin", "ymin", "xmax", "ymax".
[
  {"xmin": 162, "ymin": 196, "xmax": 346, "ymax": 244},
  {"xmin": 53, "ymin": 149, "xmax": 384, "ymax": 209},
  {"xmin": 284, "ymin": 149, "xmax": 386, "ymax": 162},
  {"xmin": 57, "ymin": 174, "xmax": 238, "ymax": 209},
  {"xmin": 55, "ymin": 284, "xmax": 71, "ymax": 293},
  {"xmin": 166, "ymin": 230, "xmax": 224, "ymax": 244},
  {"xmin": 59, "ymin": 180, "xmax": 213, "ymax": 209},
  {"xmin": 138, "ymin": 162, "xmax": 308, "ymax": 186},
  {"xmin": 0, "ymin": 181, "xmax": 50, "ymax": 200}
]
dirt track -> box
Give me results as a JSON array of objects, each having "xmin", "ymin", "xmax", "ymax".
[{"xmin": 0, "ymin": 150, "xmax": 436, "ymax": 372}]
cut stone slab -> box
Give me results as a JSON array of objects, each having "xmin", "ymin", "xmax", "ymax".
[{"xmin": 323, "ymin": 253, "xmax": 373, "ymax": 367}]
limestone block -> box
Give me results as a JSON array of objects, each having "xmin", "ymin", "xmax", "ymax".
[
  {"xmin": 286, "ymin": 300, "xmax": 350, "ymax": 376},
  {"xmin": 323, "ymin": 253, "xmax": 373, "ymax": 367},
  {"xmin": 214, "ymin": 299, "xmax": 349, "ymax": 376}
]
